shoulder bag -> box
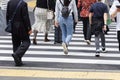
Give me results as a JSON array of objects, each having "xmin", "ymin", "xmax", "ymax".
[{"xmin": 5, "ymin": 0, "xmax": 22, "ymax": 33}]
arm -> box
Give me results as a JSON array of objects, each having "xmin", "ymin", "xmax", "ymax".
[
  {"xmin": 73, "ymin": 0, "xmax": 78, "ymax": 23},
  {"xmin": 110, "ymin": 8, "xmax": 120, "ymax": 18},
  {"xmin": 109, "ymin": 1, "xmax": 117, "ymax": 16},
  {"xmin": 103, "ymin": 13, "xmax": 108, "ymax": 31},
  {"xmin": 22, "ymin": 2, "xmax": 32, "ymax": 34},
  {"xmin": 89, "ymin": 12, "xmax": 93, "ymax": 25},
  {"xmin": 55, "ymin": 0, "xmax": 59, "ymax": 27},
  {"xmin": 104, "ymin": 13, "xmax": 108, "ymax": 25}
]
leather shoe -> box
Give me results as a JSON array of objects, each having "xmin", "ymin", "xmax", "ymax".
[{"xmin": 12, "ymin": 54, "xmax": 23, "ymax": 66}]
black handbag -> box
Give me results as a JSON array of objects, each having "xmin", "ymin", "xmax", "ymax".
[
  {"xmin": 5, "ymin": 20, "xmax": 12, "ymax": 33},
  {"xmin": 5, "ymin": 0, "xmax": 22, "ymax": 33}
]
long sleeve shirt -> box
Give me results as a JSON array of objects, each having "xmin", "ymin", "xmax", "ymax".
[
  {"xmin": 55, "ymin": 0, "xmax": 78, "ymax": 22},
  {"xmin": 109, "ymin": 0, "xmax": 120, "ymax": 31},
  {"xmin": 77, "ymin": 0, "xmax": 96, "ymax": 17}
]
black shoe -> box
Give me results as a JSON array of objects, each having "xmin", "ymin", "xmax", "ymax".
[
  {"xmin": 33, "ymin": 39, "xmax": 37, "ymax": 45},
  {"xmin": 12, "ymin": 54, "xmax": 23, "ymax": 66},
  {"xmin": 95, "ymin": 51, "xmax": 100, "ymax": 57},
  {"xmin": 15, "ymin": 62, "xmax": 24, "ymax": 66},
  {"xmin": 54, "ymin": 42, "xmax": 62, "ymax": 44},
  {"xmin": 102, "ymin": 48, "xmax": 107, "ymax": 53}
]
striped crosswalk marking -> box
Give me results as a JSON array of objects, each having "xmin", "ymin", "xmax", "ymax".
[{"xmin": 0, "ymin": 21, "xmax": 120, "ymax": 69}]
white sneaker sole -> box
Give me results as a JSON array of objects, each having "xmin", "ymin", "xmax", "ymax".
[{"xmin": 62, "ymin": 43, "xmax": 68, "ymax": 55}]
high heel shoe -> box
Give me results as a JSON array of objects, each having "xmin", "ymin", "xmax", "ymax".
[
  {"xmin": 33, "ymin": 39, "xmax": 37, "ymax": 45},
  {"xmin": 44, "ymin": 38, "xmax": 50, "ymax": 42}
]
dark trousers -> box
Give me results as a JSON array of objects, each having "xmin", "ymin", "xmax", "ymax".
[
  {"xmin": 82, "ymin": 17, "xmax": 89, "ymax": 40},
  {"xmin": 54, "ymin": 26, "xmax": 62, "ymax": 43},
  {"xmin": 86, "ymin": 25, "xmax": 92, "ymax": 41},
  {"xmin": 117, "ymin": 31, "xmax": 120, "ymax": 51},
  {"xmin": 72, "ymin": 12, "xmax": 77, "ymax": 33},
  {"xmin": 12, "ymin": 35, "xmax": 31, "ymax": 58}
]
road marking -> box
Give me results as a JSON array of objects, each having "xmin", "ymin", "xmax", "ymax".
[
  {"xmin": 0, "ymin": 69, "xmax": 119, "ymax": 80},
  {"xmin": 0, "ymin": 56, "xmax": 120, "ymax": 65}
]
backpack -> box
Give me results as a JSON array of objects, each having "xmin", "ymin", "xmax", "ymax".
[{"xmin": 59, "ymin": 0, "xmax": 71, "ymax": 18}]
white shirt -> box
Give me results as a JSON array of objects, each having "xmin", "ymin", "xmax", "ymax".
[
  {"xmin": 109, "ymin": 0, "xmax": 120, "ymax": 31},
  {"xmin": 55, "ymin": 0, "xmax": 78, "ymax": 22}
]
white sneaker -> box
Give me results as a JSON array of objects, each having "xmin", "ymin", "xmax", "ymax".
[
  {"xmin": 62, "ymin": 43, "xmax": 68, "ymax": 55},
  {"xmin": 101, "ymin": 48, "xmax": 107, "ymax": 53},
  {"xmin": 95, "ymin": 51, "xmax": 100, "ymax": 57}
]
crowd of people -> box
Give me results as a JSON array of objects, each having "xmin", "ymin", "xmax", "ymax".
[{"xmin": 0, "ymin": 0, "xmax": 119, "ymax": 66}]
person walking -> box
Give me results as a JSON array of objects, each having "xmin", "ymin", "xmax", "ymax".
[
  {"xmin": 0, "ymin": 0, "xmax": 6, "ymax": 35},
  {"xmin": 55, "ymin": 0, "xmax": 78, "ymax": 55},
  {"xmin": 109, "ymin": 0, "xmax": 120, "ymax": 51},
  {"xmin": 6, "ymin": 0, "xmax": 32, "ymax": 66},
  {"xmin": 89, "ymin": 0, "xmax": 108, "ymax": 57},
  {"xmin": 32, "ymin": 0, "xmax": 55, "ymax": 45},
  {"xmin": 77, "ymin": 0, "xmax": 96, "ymax": 44}
]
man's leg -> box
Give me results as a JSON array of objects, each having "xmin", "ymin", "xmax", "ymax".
[{"xmin": 117, "ymin": 31, "xmax": 120, "ymax": 51}]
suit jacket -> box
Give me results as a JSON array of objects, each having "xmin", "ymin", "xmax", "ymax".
[{"xmin": 6, "ymin": 0, "xmax": 31, "ymax": 40}]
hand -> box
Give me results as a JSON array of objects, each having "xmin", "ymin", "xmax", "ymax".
[
  {"xmin": 103, "ymin": 25, "xmax": 107, "ymax": 31},
  {"xmin": 55, "ymin": 21, "xmax": 59, "ymax": 27},
  {"xmin": 117, "ymin": 8, "xmax": 120, "ymax": 12},
  {"xmin": 28, "ymin": 30, "xmax": 32, "ymax": 35}
]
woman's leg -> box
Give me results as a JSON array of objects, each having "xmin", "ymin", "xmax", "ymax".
[
  {"xmin": 33, "ymin": 30, "xmax": 38, "ymax": 45},
  {"xmin": 66, "ymin": 16, "xmax": 74, "ymax": 45},
  {"xmin": 44, "ymin": 32, "xmax": 50, "ymax": 42}
]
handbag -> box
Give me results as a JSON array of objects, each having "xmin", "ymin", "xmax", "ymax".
[
  {"xmin": 47, "ymin": 0, "xmax": 54, "ymax": 19},
  {"xmin": 5, "ymin": 20, "xmax": 12, "ymax": 33},
  {"xmin": 5, "ymin": 0, "xmax": 22, "ymax": 33}
]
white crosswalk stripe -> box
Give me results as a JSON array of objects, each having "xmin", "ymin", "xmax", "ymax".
[{"xmin": 0, "ymin": 21, "xmax": 120, "ymax": 67}]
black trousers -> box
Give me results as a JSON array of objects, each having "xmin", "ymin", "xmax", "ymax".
[
  {"xmin": 82, "ymin": 17, "xmax": 89, "ymax": 40},
  {"xmin": 117, "ymin": 31, "xmax": 120, "ymax": 51},
  {"xmin": 12, "ymin": 34, "xmax": 31, "ymax": 58}
]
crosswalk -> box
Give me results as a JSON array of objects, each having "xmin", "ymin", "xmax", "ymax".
[{"xmin": 0, "ymin": 21, "xmax": 120, "ymax": 70}]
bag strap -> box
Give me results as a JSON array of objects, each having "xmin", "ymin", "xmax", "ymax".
[
  {"xmin": 59, "ymin": 0, "xmax": 72, "ymax": 6},
  {"xmin": 10, "ymin": 0, "xmax": 23, "ymax": 21},
  {"xmin": 59, "ymin": 0, "xmax": 64, "ymax": 6}
]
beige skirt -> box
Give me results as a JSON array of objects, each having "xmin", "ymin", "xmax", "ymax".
[{"xmin": 32, "ymin": 7, "xmax": 50, "ymax": 33}]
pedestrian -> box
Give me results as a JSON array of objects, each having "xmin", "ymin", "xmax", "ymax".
[
  {"xmin": 55, "ymin": 0, "xmax": 78, "ymax": 55},
  {"xmin": 0, "ymin": 0, "xmax": 6, "ymax": 35},
  {"xmin": 77, "ymin": 0, "xmax": 96, "ymax": 44},
  {"xmin": 6, "ymin": 0, "xmax": 32, "ymax": 66},
  {"xmin": 109, "ymin": 0, "xmax": 120, "ymax": 52},
  {"xmin": 89, "ymin": 0, "xmax": 108, "ymax": 57},
  {"xmin": 32, "ymin": 0, "xmax": 55, "ymax": 45}
]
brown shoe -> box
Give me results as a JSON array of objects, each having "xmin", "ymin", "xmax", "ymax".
[
  {"xmin": 44, "ymin": 38, "xmax": 50, "ymax": 42},
  {"xmin": 33, "ymin": 39, "xmax": 37, "ymax": 45}
]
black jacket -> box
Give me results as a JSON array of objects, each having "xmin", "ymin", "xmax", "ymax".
[
  {"xmin": 6, "ymin": 0, "xmax": 31, "ymax": 39},
  {"xmin": 36, "ymin": 0, "xmax": 55, "ymax": 11}
]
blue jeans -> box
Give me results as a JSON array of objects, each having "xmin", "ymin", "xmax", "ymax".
[{"xmin": 59, "ymin": 15, "xmax": 73, "ymax": 45}]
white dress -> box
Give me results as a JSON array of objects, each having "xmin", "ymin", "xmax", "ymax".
[{"xmin": 32, "ymin": 7, "xmax": 52, "ymax": 33}]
